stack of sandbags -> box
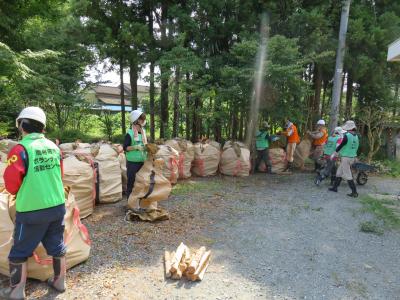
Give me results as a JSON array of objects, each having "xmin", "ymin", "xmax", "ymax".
[
  {"xmin": 220, "ymin": 141, "xmax": 251, "ymax": 177},
  {"xmin": 155, "ymin": 145, "xmax": 180, "ymax": 184},
  {"xmin": 0, "ymin": 187, "xmax": 91, "ymax": 281},
  {"xmin": 93, "ymin": 144, "xmax": 123, "ymax": 203},
  {"xmin": 164, "ymin": 243, "xmax": 211, "ymax": 281},
  {"xmin": 293, "ymin": 136, "xmax": 312, "ymax": 169},
  {"xmin": 62, "ymin": 156, "xmax": 95, "ymax": 218},
  {"xmin": 192, "ymin": 141, "xmax": 221, "ymax": 177},
  {"xmin": 269, "ymin": 148, "xmax": 288, "ymax": 173},
  {"xmin": 165, "ymin": 139, "xmax": 195, "ymax": 179},
  {"xmin": 118, "ymin": 153, "xmax": 128, "ymax": 193},
  {"xmin": 0, "ymin": 140, "xmax": 17, "ymax": 187},
  {"xmin": 59, "ymin": 143, "xmax": 77, "ymax": 157},
  {"xmin": 127, "ymin": 158, "xmax": 172, "ymax": 210},
  {"xmin": 0, "ymin": 162, "xmax": 5, "ymax": 187}
]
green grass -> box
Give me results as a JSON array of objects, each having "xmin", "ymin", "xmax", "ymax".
[
  {"xmin": 359, "ymin": 195, "xmax": 400, "ymax": 233},
  {"xmin": 359, "ymin": 221, "xmax": 384, "ymax": 235},
  {"xmin": 381, "ymin": 160, "xmax": 400, "ymax": 178},
  {"xmin": 171, "ymin": 180, "xmax": 222, "ymax": 196}
]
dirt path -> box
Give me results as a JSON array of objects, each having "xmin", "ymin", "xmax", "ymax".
[{"xmin": 1, "ymin": 173, "xmax": 399, "ymax": 299}]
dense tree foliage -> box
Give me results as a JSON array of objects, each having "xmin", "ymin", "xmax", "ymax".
[{"xmin": 1, "ymin": 0, "xmax": 399, "ymax": 160}]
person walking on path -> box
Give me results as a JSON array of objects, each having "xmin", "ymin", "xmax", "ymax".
[
  {"xmin": 329, "ymin": 120, "xmax": 360, "ymax": 198},
  {"xmin": 308, "ymin": 119, "xmax": 328, "ymax": 171},
  {"xmin": 281, "ymin": 119, "xmax": 300, "ymax": 171},
  {"xmin": 1, "ymin": 107, "xmax": 67, "ymax": 300}
]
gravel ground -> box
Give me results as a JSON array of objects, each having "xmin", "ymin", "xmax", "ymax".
[{"xmin": 1, "ymin": 172, "xmax": 399, "ymax": 300}]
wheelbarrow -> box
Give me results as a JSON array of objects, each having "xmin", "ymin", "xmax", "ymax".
[{"xmin": 351, "ymin": 162, "xmax": 376, "ymax": 185}]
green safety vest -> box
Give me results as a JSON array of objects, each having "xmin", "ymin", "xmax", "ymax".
[
  {"xmin": 340, "ymin": 132, "xmax": 359, "ymax": 158},
  {"xmin": 256, "ymin": 131, "xmax": 269, "ymax": 150},
  {"xmin": 125, "ymin": 129, "xmax": 147, "ymax": 162},
  {"xmin": 17, "ymin": 133, "xmax": 64, "ymax": 212},
  {"xmin": 323, "ymin": 136, "xmax": 340, "ymax": 156}
]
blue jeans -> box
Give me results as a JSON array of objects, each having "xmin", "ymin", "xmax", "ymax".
[{"xmin": 9, "ymin": 204, "xmax": 66, "ymax": 263}]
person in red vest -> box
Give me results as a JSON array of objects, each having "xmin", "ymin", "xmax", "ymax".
[
  {"xmin": 1, "ymin": 107, "xmax": 66, "ymax": 299},
  {"xmin": 281, "ymin": 119, "xmax": 300, "ymax": 171},
  {"xmin": 308, "ymin": 119, "xmax": 328, "ymax": 171}
]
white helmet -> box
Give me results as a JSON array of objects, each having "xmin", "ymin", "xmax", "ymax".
[
  {"xmin": 341, "ymin": 120, "xmax": 356, "ymax": 131},
  {"xmin": 317, "ymin": 119, "xmax": 325, "ymax": 125},
  {"xmin": 334, "ymin": 126, "xmax": 346, "ymax": 135},
  {"xmin": 16, "ymin": 106, "xmax": 46, "ymax": 128},
  {"xmin": 130, "ymin": 109, "xmax": 144, "ymax": 123}
]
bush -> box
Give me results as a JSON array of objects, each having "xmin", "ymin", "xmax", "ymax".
[
  {"xmin": 47, "ymin": 129, "xmax": 91, "ymax": 143},
  {"xmin": 112, "ymin": 134, "xmax": 125, "ymax": 144}
]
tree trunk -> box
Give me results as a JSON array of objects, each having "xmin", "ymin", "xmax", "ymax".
[
  {"xmin": 321, "ymin": 80, "xmax": 328, "ymax": 119},
  {"xmin": 119, "ymin": 55, "xmax": 126, "ymax": 135},
  {"xmin": 185, "ymin": 73, "xmax": 191, "ymax": 140},
  {"xmin": 191, "ymin": 97, "xmax": 199, "ymax": 142},
  {"xmin": 345, "ymin": 71, "xmax": 353, "ymax": 119},
  {"xmin": 329, "ymin": 0, "xmax": 351, "ymax": 133},
  {"xmin": 239, "ymin": 110, "xmax": 244, "ymax": 140},
  {"xmin": 149, "ymin": 61, "xmax": 155, "ymax": 141},
  {"xmin": 393, "ymin": 82, "xmax": 399, "ymax": 116},
  {"xmin": 159, "ymin": 0, "xmax": 169, "ymax": 139},
  {"xmin": 173, "ymin": 66, "xmax": 180, "ymax": 138},
  {"xmin": 314, "ymin": 63, "xmax": 322, "ymax": 119},
  {"xmin": 339, "ymin": 72, "xmax": 346, "ymax": 122},
  {"xmin": 129, "ymin": 55, "xmax": 138, "ymax": 110},
  {"xmin": 233, "ymin": 107, "xmax": 239, "ymax": 140},
  {"xmin": 148, "ymin": 5, "xmax": 155, "ymax": 141}
]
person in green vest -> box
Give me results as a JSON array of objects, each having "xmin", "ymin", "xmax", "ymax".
[
  {"xmin": 123, "ymin": 109, "xmax": 148, "ymax": 199},
  {"xmin": 255, "ymin": 121, "xmax": 273, "ymax": 174},
  {"xmin": 314, "ymin": 126, "xmax": 346, "ymax": 186},
  {"xmin": 1, "ymin": 107, "xmax": 66, "ymax": 299},
  {"xmin": 329, "ymin": 120, "xmax": 360, "ymax": 197}
]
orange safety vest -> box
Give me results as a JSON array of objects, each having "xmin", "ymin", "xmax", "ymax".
[
  {"xmin": 285, "ymin": 124, "xmax": 300, "ymax": 144},
  {"xmin": 313, "ymin": 128, "xmax": 328, "ymax": 146}
]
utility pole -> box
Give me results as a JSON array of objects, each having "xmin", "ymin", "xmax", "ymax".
[{"xmin": 329, "ymin": 0, "xmax": 351, "ymax": 133}]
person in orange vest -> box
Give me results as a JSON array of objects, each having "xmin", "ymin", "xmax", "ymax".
[
  {"xmin": 1, "ymin": 107, "xmax": 66, "ymax": 300},
  {"xmin": 281, "ymin": 119, "xmax": 300, "ymax": 171},
  {"xmin": 308, "ymin": 119, "xmax": 328, "ymax": 171}
]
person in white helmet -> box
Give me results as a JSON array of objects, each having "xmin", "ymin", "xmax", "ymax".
[
  {"xmin": 1, "ymin": 107, "xmax": 67, "ymax": 299},
  {"xmin": 123, "ymin": 109, "xmax": 148, "ymax": 198},
  {"xmin": 314, "ymin": 126, "xmax": 346, "ymax": 186},
  {"xmin": 329, "ymin": 120, "xmax": 359, "ymax": 198},
  {"xmin": 308, "ymin": 119, "xmax": 328, "ymax": 171}
]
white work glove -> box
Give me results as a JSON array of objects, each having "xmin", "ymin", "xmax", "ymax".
[
  {"xmin": 330, "ymin": 152, "xmax": 338, "ymax": 160},
  {"xmin": 132, "ymin": 145, "xmax": 145, "ymax": 151}
]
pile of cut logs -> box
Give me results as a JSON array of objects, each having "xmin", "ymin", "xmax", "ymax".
[{"xmin": 164, "ymin": 243, "xmax": 211, "ymax": 281}]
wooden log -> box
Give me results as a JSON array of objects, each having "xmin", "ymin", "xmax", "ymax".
[
  {"xmin": 187, "ymin": 246, "xmax": 206, "ymax": 275},
  {"xmin": 170, "ymin": 243, "xmax": 186, "ymax": 273},
  {"xmin": 193, "ymin": 251, "xmax": 211, "ymax": 277},
  {"xmin": 171, "ymin": 268, "xmax": 182, "ymax": 280},
  {"xmin": 164, "ymin": 251, "xmax": 173, "ymax": 278},
  {"xmin": 197, "ymin": 260, "xmax": 210, "ymax": 281},
  {"xmin": 184, "ymin": 247, "xmax": 191, "ymax": 264}
]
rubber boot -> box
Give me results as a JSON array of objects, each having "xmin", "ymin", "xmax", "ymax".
[
  {"xmin": 47, "ymin": 256, "xmax": 66, "ymax": 293},
  {"xmin": 267, "ymin": 166, "xmax": 275, "ymax": 174},
  {"xmin": 314, "ymin": 174, "xmax": 322, "ymax": 186},
  {"xmin": 330, "ymin": 176, "xmax": 336, "ymax": 187},
  {"xmin": 347, "ymin": 180, "xmax": 358, "ymax": 198},
  {"xmin": 286, "ymin": 162, "xmax": 293, "ymax": 172},
  {"xmin": 328, "ymin": 177, "xmax": 342, "ymax": 192},
  {"xmin": 0, "ymin": 261, "xmax": 27, "ymax": 300}
]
